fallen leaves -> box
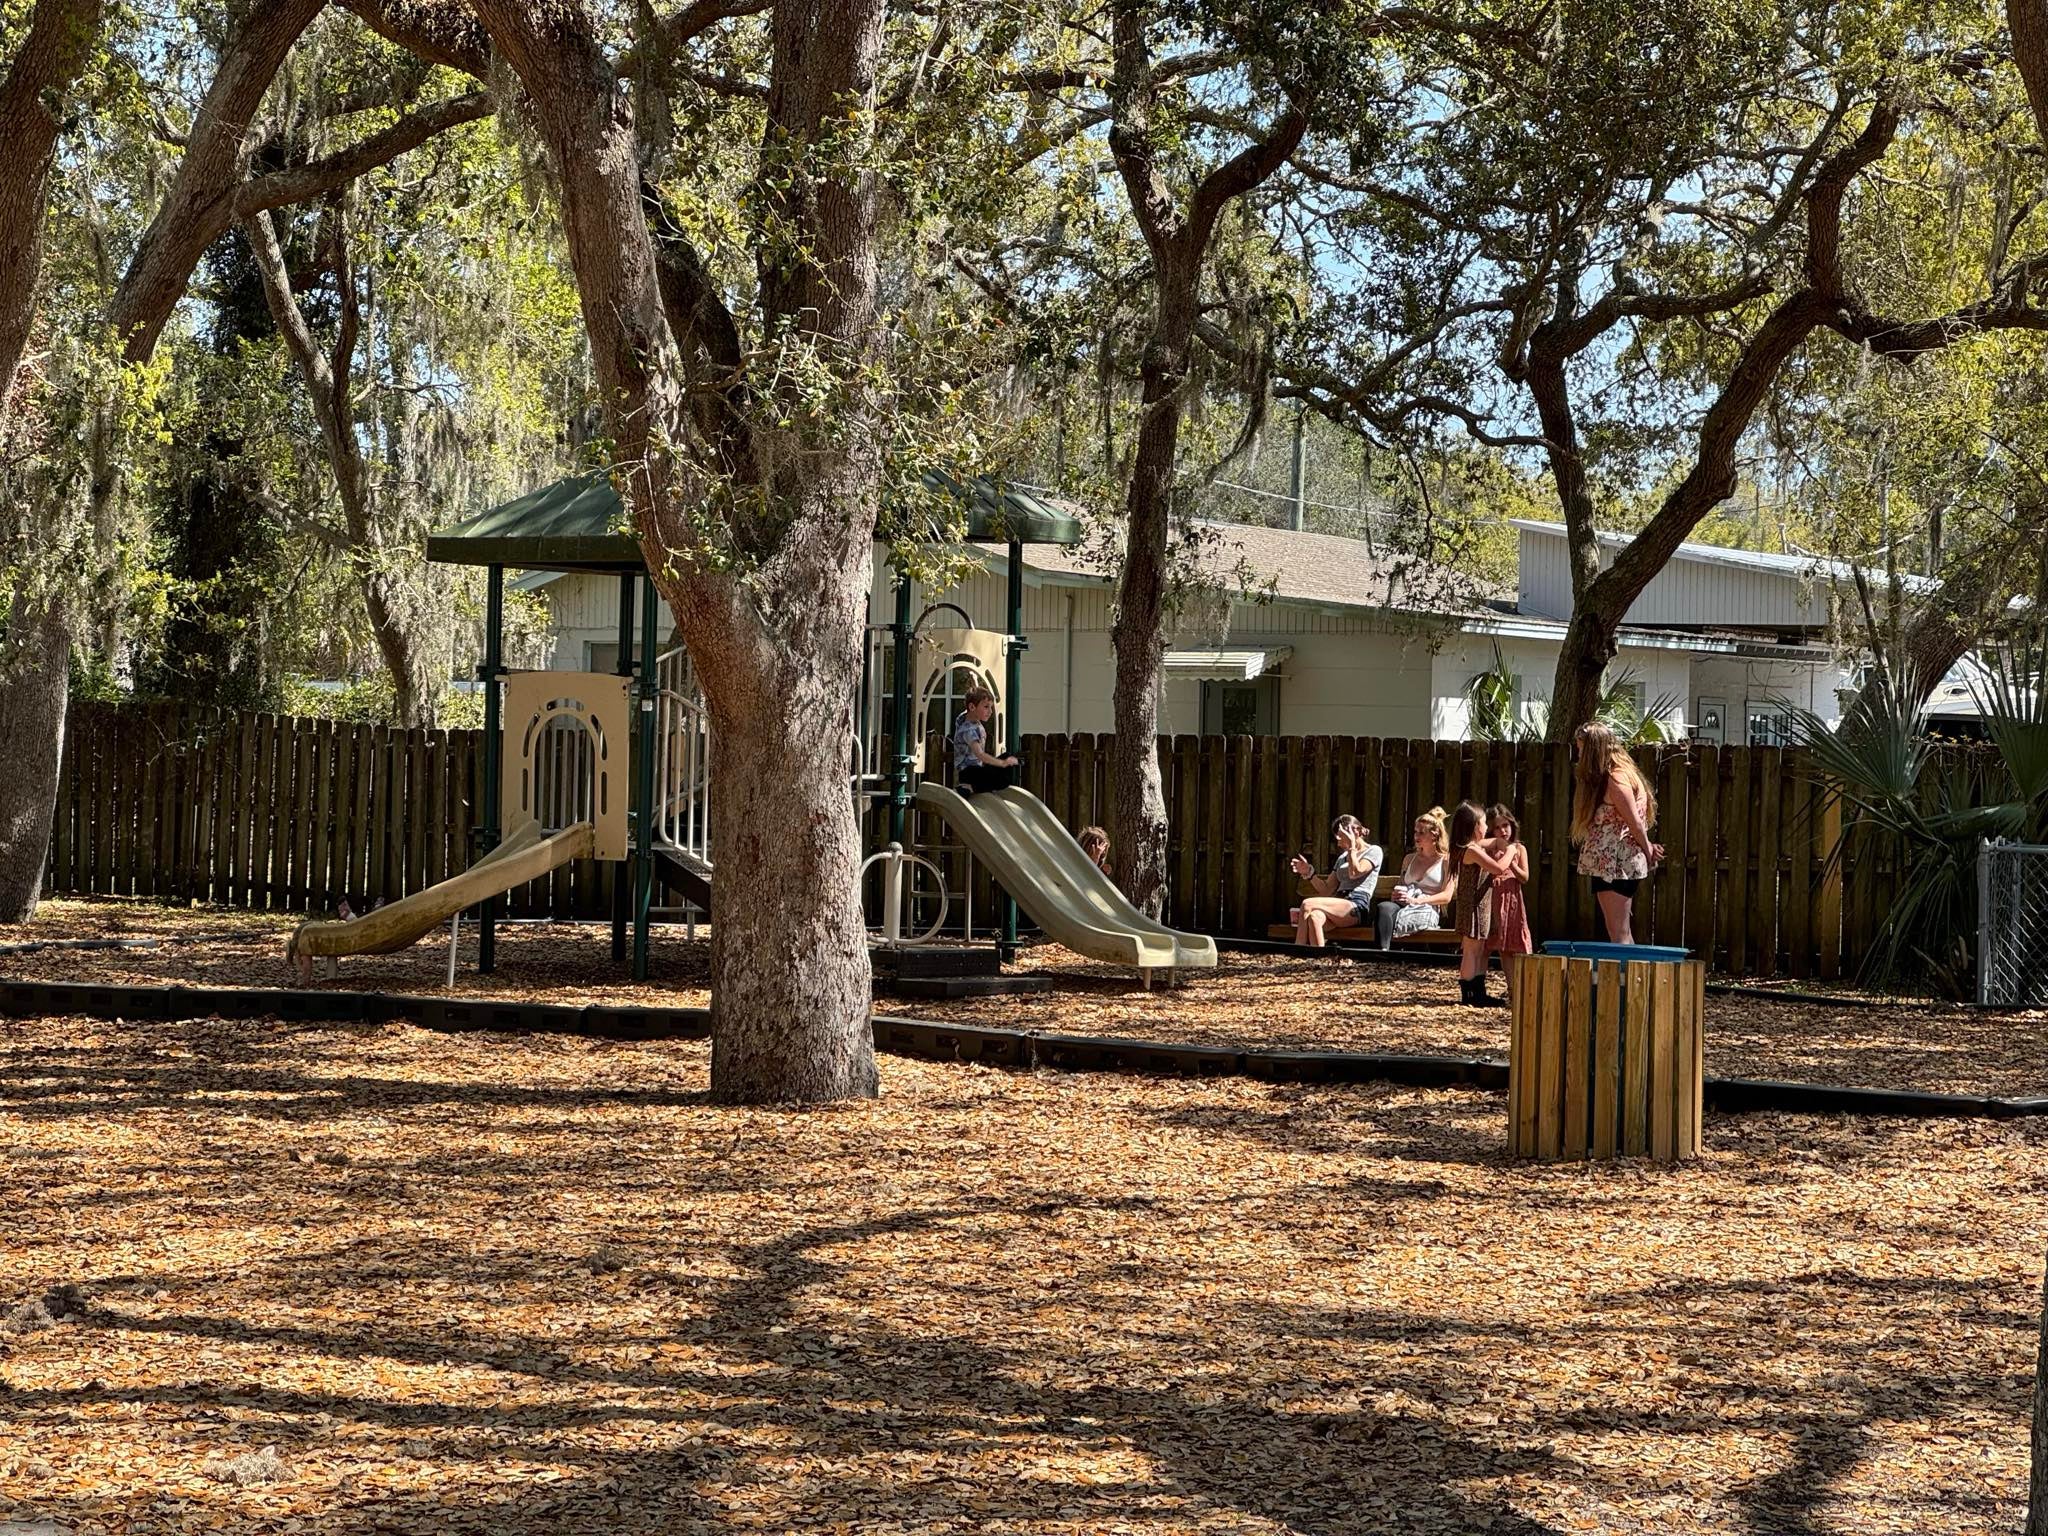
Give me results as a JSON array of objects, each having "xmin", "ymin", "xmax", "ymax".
[{"xmin": 0, "ymin": 904, "xmax": 2042, "ymax": 1533}]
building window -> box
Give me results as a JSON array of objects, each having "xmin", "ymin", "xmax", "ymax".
[
  {"xmin": 587, "ymin": 641, "xmax": 621, "ymax": 674},
  {"xmin": 1746, "ymin": 705, "xmax": 1793, "ymax": 747},
  {"xmin": 1201, "ymin": 678, "xmax": 1279, "ymax": 735},
  {"xmin": 1693, "ymin": 697, "xmax": 1727, "ymax": 745}
]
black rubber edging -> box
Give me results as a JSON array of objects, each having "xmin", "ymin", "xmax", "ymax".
[
  {"xmin": 3, "ymin": 978, "xmax": 2043, "ymax": 1121},
  {"xmin": 1216, "ymin": 936, "xmax": 1461, "ymax": 967},
  {"xmin": 1705, "ymin": 981, "xmax": 1948, "ymax": 1012},
  {"xmin": 0, "ymin": 933, "xmax": 263, "ymax": 958},
  {"xmin": 0, "ymin": 979, "xmax": 714, "ymax": 1042}
]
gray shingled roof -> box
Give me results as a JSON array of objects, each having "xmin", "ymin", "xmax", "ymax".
[{"xmin": 1014, "ymin": 517, "xmax": 1505, "ymax": 617}]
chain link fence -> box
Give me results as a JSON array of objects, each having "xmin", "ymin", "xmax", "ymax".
[{"xmin": 1979, "ymin": 840, "xmax": 2048, "ymax": 1008}]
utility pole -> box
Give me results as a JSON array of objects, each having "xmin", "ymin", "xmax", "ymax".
[{"xmin": 1287, "ymin": 403, "xmax": 1307, "ymax": 532}]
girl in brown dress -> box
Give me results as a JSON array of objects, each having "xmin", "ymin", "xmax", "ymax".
[
  {"xmin": 1486, "ymin": 804, "xmax": 1534, "ymax": 1006},
  {"xmin": 1449, "ymin": 800, "xmax": 1514, "ymax": 1007}
]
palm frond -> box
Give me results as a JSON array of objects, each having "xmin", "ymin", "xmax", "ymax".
[{"xmin": 1972, "ymin": 633, "xmax": 2048, "ymax": 826}]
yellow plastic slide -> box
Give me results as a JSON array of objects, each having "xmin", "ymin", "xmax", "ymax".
[
  {"xmin": 285, "ymin": 818, "xmax": 595, "ymax": 974},
  {"xmin": 916, "ymin": 783, "xmax": 1217, "ymax": 972}
]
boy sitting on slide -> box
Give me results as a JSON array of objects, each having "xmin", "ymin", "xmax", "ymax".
[{"xmin": 951, "ymin": 686, "xmax": 1019, "ymax": 796}]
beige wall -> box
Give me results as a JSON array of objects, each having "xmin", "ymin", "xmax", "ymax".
[
  {"xmin": 538, "ymin": 563, "xmax": 1841, "ymax": 744},
  {"xmin": 1428, "ymin": 634, "xmax": 1694, "ymax": 739},
  {"xmin": 1690, "ymin": 653, "xmax": 1851, "ymax": 740}
]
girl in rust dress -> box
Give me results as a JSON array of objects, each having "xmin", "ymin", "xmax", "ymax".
[{"xmin": 1486, "ymin": 803, "xmax": 1534, "ymax": 1006}]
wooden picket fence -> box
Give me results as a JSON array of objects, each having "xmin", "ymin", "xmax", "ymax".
[
  {"xmin": 50, "ymin": 700, "xmax": 1936, "ymax": 979},
  {"xmin": 45, "ymin": 701, "xmax": 623, "ymax": 920},
  {"xmin": 1003, "ymin": 731, "xmax": 1871, "ymax": 980}
]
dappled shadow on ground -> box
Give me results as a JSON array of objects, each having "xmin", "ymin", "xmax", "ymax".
[
  {"xmin": 0, "ymin": 897, "xmax": 713, "ymax": 1005},
  {"xmin": 0, "ymin": 1011, "xmax": 2039, "ymax": 1534}
]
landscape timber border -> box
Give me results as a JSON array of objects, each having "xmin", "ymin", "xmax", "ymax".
[{"xmin": 1, "ymin": 979, "xmax": 2042, "ymax": 1123}]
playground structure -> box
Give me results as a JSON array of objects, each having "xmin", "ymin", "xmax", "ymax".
[{"xmin": 287, "ymin": 471, "xmax": 1215, "ymax": 984}]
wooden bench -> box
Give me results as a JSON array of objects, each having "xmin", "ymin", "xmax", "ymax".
[{"xmin": 1265, "ymin": 873, "xmax": 1461, "ymax": 947}]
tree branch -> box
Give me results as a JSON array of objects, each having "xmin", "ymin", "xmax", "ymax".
[
  {"xmin": 108, "ymin": 0, "xmax": 328, "ymax": 361},
  {"xmin": 1187, "ymin": 101, "xmax": 1311, "ymax": 251},
  {"xmin": 1107, "ymin": 0, "xmax": 1180, "ymax": 254},
  {"xmin": 1803, "ymin": 93, "xmax": 1902, "ymax": 292},
  {"xmin": 0, "ymin": 0, "xmax": 104, "ymax": 420},
  {"xmin": 235, "ymin": 93, "xmax": 494, "ymax": 218},
  {"xmin": 338, "ymin": 0, "xmax": 492, "ymax": 78}
]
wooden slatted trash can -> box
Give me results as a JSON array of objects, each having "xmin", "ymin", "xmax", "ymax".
[{"xmin": 1507, "ymin": 943, "xmax": 1704, "ymax": 1162}]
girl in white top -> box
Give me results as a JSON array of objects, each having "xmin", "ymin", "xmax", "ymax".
[{"xmin": 1375, "ymin": 807, "xmax": 1457, "ymax": 950}]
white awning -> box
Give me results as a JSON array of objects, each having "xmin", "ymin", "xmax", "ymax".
[{"xmin": 1161, "ymin": 645, "xmax": 1292, "ymax": 682}]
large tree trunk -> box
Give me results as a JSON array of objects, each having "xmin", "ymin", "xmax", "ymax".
[
  {"xmin": 1101, "ymin": 6, "xmax": 1307, "ymax": 915},
  {"xmin": 0, "ymin": 2, "xmax": 101, "ymax": 922},
  {"xmin": 470, "ymin": 0, "xmax": 884, "ymax": 1102},
  {"xmin": 703, "ymin": 613, "xmax": 878, "ymax": 1104},
  {"xmin": 0, "ymin": 599, "xmax": 71, "ymax": 921},
  {"xmin": 0, "ymin": 0, "xmax": 104, "ymax": 425},
  {"xmin": 1108, "ymin": 276, "xmax": 1197, "ymax": 919}
]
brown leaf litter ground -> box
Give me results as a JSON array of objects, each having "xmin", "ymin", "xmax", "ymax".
[
  {"xmin": 6, "ymin": 899, "xmax": 2045, "ymax": 1097},
  {"xmin": 0, "ymin": 1007, "xmax": 2041, "ymax": 1534}
]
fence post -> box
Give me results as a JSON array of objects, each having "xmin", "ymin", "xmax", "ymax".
[{"xmin": 1977, "ymin": 838, "xmax": 1991, "ymax": 1007}]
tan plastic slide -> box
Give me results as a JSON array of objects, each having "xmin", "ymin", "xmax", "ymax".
[
  {"xmin": 286, "ymin": 818, "xmax": 595, "ymax": 974},
  {"xmin": 916, "ymin": 783, "xmax": 1217, "ymax": 972}
]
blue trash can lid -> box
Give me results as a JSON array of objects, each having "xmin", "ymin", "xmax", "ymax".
[{"xmin": 1540, "ymin": 940, "xmax": 1691, "ymax": 964}]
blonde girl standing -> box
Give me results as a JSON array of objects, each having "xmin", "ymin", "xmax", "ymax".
[{"xmin": 1569, "ymin": 722, "xmax": 1665, "ymax": 944}]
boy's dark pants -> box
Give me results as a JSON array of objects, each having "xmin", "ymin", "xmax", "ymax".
[{"xmin": 959, "ymin": 761, "xmax": 1020, "ymax": 794}]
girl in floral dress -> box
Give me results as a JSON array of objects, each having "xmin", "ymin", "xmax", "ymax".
[{"xmin": 1569, "ymin": 722, "xmax": 1665, "ymax": 944}]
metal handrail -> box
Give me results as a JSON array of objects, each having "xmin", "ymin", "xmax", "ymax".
[
  {"xmin": 652, "ymin": 644, "xmax": 712, "ymax": 869},
  {"xmin": 655, "ymin": 634, "xmax": 904, "ymax": 876}
]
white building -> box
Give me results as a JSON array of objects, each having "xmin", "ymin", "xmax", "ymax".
[{"xmin": 527, "ymin": 513, "xmax": 1868, "ymax": 744}]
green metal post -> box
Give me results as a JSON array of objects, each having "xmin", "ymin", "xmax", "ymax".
[
  {"xmin": 611, "ymin": 572, "xmax": 636, "ymax": 962},
  {"xmin": 479, "ymin": 563, "xmax": 504, "ymax": 973},
  {"xmin": 633, "ymin": 576, "xmax": 659, "ymax": 979},
  {"xmin": 888, "ymin": 568, "xmax": 913, "ymax": 846},
  {"xmin": 1002, "ymin": 537, "xmax": 1025, "ymax": 962}
]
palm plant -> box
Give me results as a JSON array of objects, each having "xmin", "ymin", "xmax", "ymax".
[
  {"xmin": 1464, "ymin": 644, "xmax": 1685, "ymax": 744},
  {"xmin": 1785, "ymin": 632, "xmax": 2048, "ymax": 996}
]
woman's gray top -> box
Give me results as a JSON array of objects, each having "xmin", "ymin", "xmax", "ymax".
[{"xmin": 1333, "ymin": 844, "xmax": 1384, "ymax": 899}]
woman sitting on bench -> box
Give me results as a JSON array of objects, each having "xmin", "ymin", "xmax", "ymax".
[
  {"xmin": 1376, "ymin": 806, "xmax": 1455, "ymax": 949},
  {"xmin": 1287, "ymin": 815, "xmax": 1384, "ymax": 946}
]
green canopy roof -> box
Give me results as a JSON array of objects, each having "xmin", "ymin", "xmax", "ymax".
[
  {"xmin": 425, "ymin": 475, "xmax": 639, "ymax": 572},
  {"xmin": 426, "ymin": 470, "xmax": 1082, "ymax": 573}
]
